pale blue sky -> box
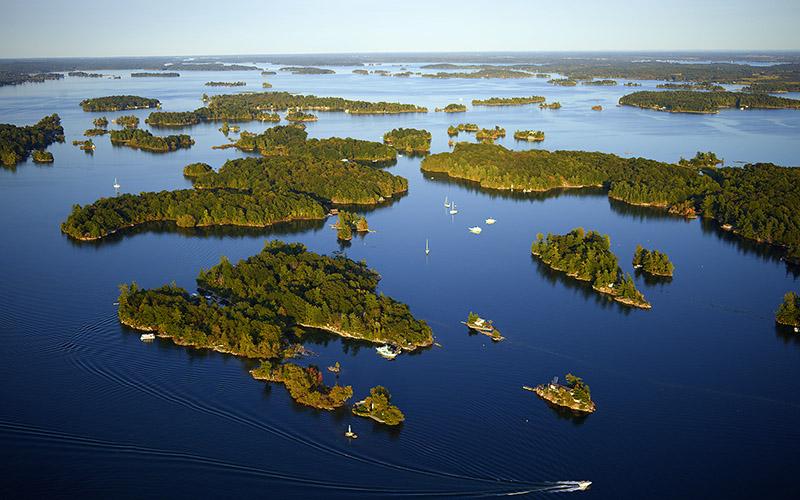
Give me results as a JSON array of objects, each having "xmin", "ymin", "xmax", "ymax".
[{"xmin": 1, "ymin": 0, "xmax": 798, "ymax": 57}]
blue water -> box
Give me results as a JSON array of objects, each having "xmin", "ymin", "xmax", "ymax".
[{"xmin": 1, "ymin": 64, "xmax": 799, "ymax": 499}]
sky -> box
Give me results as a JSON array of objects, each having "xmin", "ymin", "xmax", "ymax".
[{"xmin": 1, "ymin": 0, "xmax": 798, "ymax": 58}]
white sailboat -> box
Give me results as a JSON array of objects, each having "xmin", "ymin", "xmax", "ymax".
[
  {"xmin": 425, "ymin": 239, "xmax": 430, "ymax": 255},
  {"xmin": 444, "ymin": 196, "xmax": 450, "ymax": 208},
  {"xmin": 345, "ymin": 425, "xmax": 358, "ymax": 439},
  {"xmin": 113, "ymin": 177, "xmax": 121, "ymax": 190},
  {"xmin": 449, "ymin": 202, "xmax": 458, "ymax": 215}
]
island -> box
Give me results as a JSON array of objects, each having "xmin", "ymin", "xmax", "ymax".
[
  {"xmin": 383, "ymin": 128, "xmax": 431, "ymax": 154},
  {"xmin": 31, "ymin": 150, "xmax": 54, "ymax": 163},
  {"xmin": 205, "ymin": 81, "xmax": 246, "ymax": 87},
  {"xmin": 72, "ymin": 139, "xmax": 95, "ymax": 151},
  {"xmin": 619, "ymin": 90, "xmax": 800, "ymax": 113},
  {"xmin": 525, "ymin": 374, "xmax": 595, "ymax": 414},
  {"xmin": 182, "ymin": 162, "xmax": 213, "ymax": 178},
  {"xmin": 0, "ymin": 114, "xmax": 64, "ymax": 167},
  {"xmin": 475, "ymin": 126, "xmax": 506, "ymax": 143},
  {"xmin": 531, "ymin": 228, "xmax": 650, "ymax": 308},
  {"xmin": 131, "ymin": 72, "xmax": 180, "ymax": 78},
  {"xmin": 262, "ymin": 82, "xmax": 272, "ymax": 88},
  {"xmin": 84, "ymin": 128, "xmax": 108, "ymax": 136},
  {"xmin": 423, "ymin": 69, "xmax": 534, "ymax": 79},
  {"xmin": 447, "ymin": 123, "xmax": 479, "ymax": 136},
  {"xmin": 251, "ymin": 361, "xmax": 353, "ymax": 410},
  {"xmin": 261, "ymin": 70, "xmax": 277, "ymax": 76},
  {"xmin": 334, "ymin": 211, "xmax": 369, "ymax": 241},
  {"xmin": 435, "ymin": 103, "xmax": 467, "ymax": 113},
  {"xmin": 624, "ymin": 82, "xmax": 642, "ymax": 87},
  {"xmin": 583, "ymin": 79, "xmax": 618, "ymax": 86},
  {"xmin": 352, "ymin": 69, "xmax": 369, "ymax": 75},
  {"xmin": 80, "ymin": 95, "xmax": 160, "ymax": 112},
  {"xmin": 548, "ymin": 78, "xmax": 577, "ymax": 86},
  {"xmin": 775, "ymin": 292, "xmax": 800, "ymax": 328},
  {"xmin": 158, "ymin": 62, "xmax": 258, "ymax": 71},
  {"xmin": 279, "ymin": 66, "xmax": 335, "ymax": 75},
  {"xmin": 93, "ymin": 117, "xmax": 108, "ymax": 128},
  {"xmin": 464, "ymin": 312, "xmax": 503, "ymax": 341},
  {"xmin": 539, "ymin": 101, "xmax": 562, "ymax": 109},
  {"xmin": 656, "ymin": 82, "xmax": 725, "ymax": 91},
  {"xmin": 0, "ymin": 71, "xmax": 63, "ymax": 87},
  {"xmin": 109, "ymin": 129, "xmax": 194, "ymax": 152},
  {"xmin": 285, "ymin": 111, "xmax": 318, "ymax": 122},
  {"xmin": 471, "ymin": 96, "xmax": 545, "ymax": 106},
  {"xmin": 513, "ymin": 130, "xmax": 545, "ymax": 142},
  {"xmin": 742, "ymin": 82, "xmax": 800, "ymax": 93},
  {"xmin": 352, "ymin": 386, "xmax": 405, "ymax": 425},
  {"xmin": 113, "ymin": 115, "xmax": 139, "ymax": 129},
  {"xmin": 632, "ymin": 245, "xmax": 674, "ymax": 277},
  {"xmin": 68, "ymin": 71, "xmax": 103, "ymax": 78},
  {"xmin": 592, "ymin": 105, "xmax": 603, "ymax": 111}
]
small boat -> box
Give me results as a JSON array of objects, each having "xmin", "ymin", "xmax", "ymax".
[
  {"xmin": 577, "ymin": 481, "xmax": 592, "ymax": 491},
  {"xmin": 345, "ymin": 425, "xmax": 358, "ymax": 439},
  {"xmin": 444, "ymin": 196, "xmax": 450, "ymax": 208},
  {"xmin": 425, "ymin": 239, "xmax": 430, "ymax": 255},
  {"xmin": 795, "ymin": 326, "xmax": 799, "ymax": 333},
  {"xmin": 485, "ymin": 218, "xmax": 496, "ymax": 225},
  {"xmin": 468, "ymin": 226, "xmax": 482, "ymax": 234},
  {"xmin": 140, "ymin": 333, "xmax": 155, "ymax": 341},
  {"xmin": 113, "ymin": 177, "xmax": 121, "ymax": 190},
  {"xmin": 376, "ymin": 345, "xmax": 401, "ymax": 360},
  {"xmin": 449, "ymin": 203, "xmax": 458, "ymax": 215}
]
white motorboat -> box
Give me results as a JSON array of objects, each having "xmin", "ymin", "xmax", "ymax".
[
  {"xmin": 485, "ymin": 218, "xmax": 496, "ymax": 225},
  {"xmin": 376, "ymin": 345, "xmax": 400, "ymax": 360},
  {"xmin": 140, "ymin": 333, "xmax": 155, "ymax": 341},
  {"xmin": 468, "ymin": 226, "xmax": 482, "ymax": 234}
]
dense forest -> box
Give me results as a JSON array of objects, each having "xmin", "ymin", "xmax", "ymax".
[
  {"xmin": 513, "ymin": 130, "xmax": 545, "ymax": 142},
  {"xmin": 531, "ymin": 228, "xmax": 650, "ymax": 308},
  {"xmin": 0, "ymin": 71, "xmax": 63, "ymax": 87},
  {"xmin": 109, "ymin": 128, "xmax": 194, "ymax": 152},
  {"xmin": 251, "ymin": 361, "xmax": 353, "ymax": 410},
  {"xmin": 352, "ymin": 386, "xmax": 405, "ymax": 425},
  {"xmin": 471, "ymin": 96, "xmax": 545, "ymax": 106},
  {"xmin": 435, "ymin": 103, "xmax": 467, "ymax": 112},
  {"xmin": 279, "ymin": 67, "xmax": 336, "ymax": 74},
  {"xmin": 619, "ymin": 91, "xmax": 800, "ymax": 113},
  {"xmin": 113, "ymin": 115, "xmax": 139, "ymax": 129},
  {"xmin": 383, "ymin": 128, "xmax": 432, "ymax": 153},
  {"xmin": 656, "ymin": 82, "xmax": 725, "ymax": 91},
  {"xmin": 182, "ymin": 162, "xmax": 213, "ymax": 178},
  {"xmin": 775, "ymin": 292, "xmax": 800, "ymax": 327},
  {"xmin": 632, "ymin": 245, "xmax": 674, "ymax": 277},
  {"xmin": 0, "ymin": 114, "xmax": 64, "ymax": 166},
  {"xmin": 80, "ymin": 95, "xmax": 160, "ymax": 112},
  {"xmin": 548, "ymin": 78, "xmax": 577, "ymax": 86},
  {"xmin": 423, "ymin": 69, "xmax": 534, "ymax": 79},
  {"xmin": 131, "ymin": 72, "xmax": 180, "ymax": 78},
  {"xmin": 31, "ymin": 150, "xmax": 54, "ymax": 163}
]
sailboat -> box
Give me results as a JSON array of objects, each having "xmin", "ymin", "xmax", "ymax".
[
  {"xmin": 425, "ymin": 239, "xmax": 430, "ymax": 255},
  {"xmin": 113, "ymin": 177, "xmax": 121, "ymax": 190},
  {"xmin": 444, "ymin": 196, "xmax": 450, "ymax": 208},
  {"xmin": 345, "ymin": 425, "xmax": 358, "ymax": 439},
  {"xmin": 449, "ymin": 202, "xmax": 458, "ymax": 215}
]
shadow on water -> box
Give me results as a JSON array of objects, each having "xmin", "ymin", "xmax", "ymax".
[
  {"xmin": 530, "ymin": 256, "xmax": 633, "ymax": 316},
  {"xmin": 607, "ymin": 198, "xmax": 688, "ymax": 222},
  {"xmin": 65, "ymin": 219, "xmax": 328, "ymax": 248},
  {"xmin": 635, "ymin": 269, "xmax": 674, "ymax": 287},
  {"xmin": 698, "ymin": 218, "xmax": 798, "ymax": 274},
  {"xmin": 775, "ymin": 325, "xmax": 800, "ymax": 346},
  {"xmin": 539, "ymin": 401, "xmax": 591, "ymax": 426}
]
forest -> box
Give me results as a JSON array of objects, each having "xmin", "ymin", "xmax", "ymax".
[
  {"xmin": 279, "ymin": 67, "xmax": 336, "ymax": 74},
  {"xmin": 113, "ymin": 115, "xmax": 139, "ymax": 129},
  {"xmin": 619, "ymin": 91, "xmax": 800, "ymax": 113},
  {"xmin": 656, "ymin": 82, "xmax": 725, "ymax": 91},
  {"xmin": 383, "ymin": 128, "xmax": 432, "ymax": 153},
  {"xmin": 548, "ymin": 78, "xmax": 577, "ymax": 86},
  {"xmin": 471, "ymin": 96, "xmax": 545, "ymax": 106},
  {"xmin": 80, "ymin": 95, "xmax": 160, "ymax": 112},
  {"xmin": 475, "ymin": 126, "xmax": 506, "ymax": 143},
  {"xmin": 582, "ymin": 79, "xmax": 617, "ymax": 86},
  {"xmin": 447, "ymin": 123, "xmax": 479, "ymax": 136},
  {"xmin": 109, "ymin": 128, "xmax": 194, "ymax": 152},
  {"xmin": 205, "ymin": 81, "xmax": 246, "ymax": 87},
  {"xmin": 531, "ymin": 228, "xmax": 650, "ymax": 308},
  {"xmin": 632, "ymin": 245, "xmax": 674, "ymax": 277},
  {"xmin": 251, "ymin": 361, "xmax": 353, "ymax": 410},
  {"xmin": 775, "ymin": 292, "xmax": 800, "ymax": 327},
  {"xmin": 0, "ymin": 114, "xmax": 64, "ymax": 167},
  {"xmin": 352, "ymin": 386, "xmax": 405, "ymax": 425},
  {"xmin": 131, "ymin": 72, "xmax": 180, "ymax": 78}
]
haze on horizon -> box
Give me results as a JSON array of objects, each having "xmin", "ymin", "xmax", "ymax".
[{"xmin": 1, "ymin": 0, "xmax": 799, "ymax": 58}]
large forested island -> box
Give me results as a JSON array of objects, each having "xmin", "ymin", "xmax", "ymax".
[
  {"xmin": 619, "ymin": 91, "xmax": 800, "ymax": 113},
  {"xmin": 0, "ymin": 114, "xmax": 64, "ymax": 167},
  {"xmin": 423, "ymin": 69, "xmax": 534, "ymax": 79},
  {"xmin": 145, "ymin": 91, "xmax": 427, "ymax": 127},
  {"xmin": 205, "ymin": 81, "xmax": 246, "ymax": 87},
  {"xmin": 251, "ymin": 361, "xmax": 353, "ymax": 410},
  {"xmin": 471, "ymin": 96, "xmax": 545, "ymax": 106},
  {"xmin": 109, "ymin": 129, "xmax": 194, "ymax": 152},
  {"xmin": 279, "ymin": 66, "xmax": 335, "ymax": 75},
  {"xmin": 776, "ymin": 292, "xmax": 800, "ymax": 327},
  {"xmin": 383, "ymin": 128, "xmax": 432, "ymax": 154},
  {"xmin": 131, "ymin": 72, "xmax": 180, "ymax": 78},
  {"xmin": 656, "ymin": 82, "xmax": 725, "ymax": 91},
  {"xmin": 80, "ymin": 95, "xmax": 160, "ymax": 112},
  {"xmin": 421, "ymin": 144, "xmax": 800, "ymax": 260},
  {"xmin": 532, "ymin": 228, "xmax": 650, "ymax": 308},
  {"xmin": 352, "ymin": 386, "xmax": 405, "ymax": 425},
  {"xmin": 118, "ymin": 241, "xmax": 433, "ymax": 352},
  {"xmin": 548, "ymin": 78, "xmax": 577, "ymax": 86}
]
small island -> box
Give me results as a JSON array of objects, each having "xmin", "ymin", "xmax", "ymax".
[
  {"xmin": 251, "ymin": 361, "xmax": 353, "ymax": 410},
  {"xmin": 624, "ymin": 82, "xmax": 642, "ymax": 87},
  {"xmin": 447, "ymin": 123, "xmax": 479, "ymax": 136},
  {"xmin": 334, "ymin": 211, "xmax": 369, "ymax": 241},
  {"xmin": 261, "ymin": 70, "xmax": 277, "ymax": 76},
  {"xmin": 619, "ymin": 90, "xmax": 800, "ymax": 113},
  {"xmin": 591, "ymin": 105, "xmax": 603, "ymax": 111},
  {"xmin": 279, "ymin": 66, "xmax": 335, "ymax": 75},
  {"xmin": 471, "ymin": 96, "xmax": 545, "ymax": 106},
  {"xmin": 463, "ymin": 312, "xmax": 503, "ymax": 341},
  {"xmin": 131, "ymin": 72, "xmax": 180, "ymax": 78},
  {"xmin": 475, "ymin": 126, "xmax": 506, "ymax": 143},
  {"xmin": 205, "ymin": 81, "xmax": 246, "ymax": 87},
  {"xmin": 532, "ymin": 228, "xmax": 650, "ymax": 309},
  {"xmin": 72, "ymin": 139, "xmax": 95, "ymax": 151},
  {"xmin": 583, "ymin": 79, "xmax": 617, "ymax": 86},
  {"xmin": 262, "ymin": 82, "xmax": 272, "ymax": 88},
  {"xmin": 548, "ymin": 78, "xmax": 577, "ymax": 86},
  {"xmin": 539, "ymin": 101, "xmax": 562, "ymax": 109},
  {"xmin": 423, "ymin": 69, "xmax": 534, "ymax": 79},
  {"xmin": 68, "ymin": 71, "xmax": 103, "ymax": 78},
  {"xmin": 285, "ymin": 111, "xmax": 318, "ymax": 122},
  {"xmin": 435, "ymin": 103, "xmax": 467, "ymax": 113},
  {"xmin": 182, "ymin": 162, "xmax": 213, "ymax": 178},
  {"xmin": 352, "ymin": 386, "xmax": 405, "ymax": 425},
  {"xmin": 656, "ymin": 82, "xmax": 725, "ymax": 92},
  {"xmin": 776, "ymin": 292, "xmax": 800, "ymax": 328},
  {"xmin": 383, "ymin": 127, "xmax": 431, "ymax": 154},
  {"xmin": 31, "ymin": 150, "xmax": 54, "ymax": 163},
  {"xmin": 110, "ymin": 129, "xmax": 194, "ymax": 153},
  {"xmin": 632, "ymin": 245, "xmax": 674, "ymax": 277},
  {"xmin": 80, "ymin": 95, "xmax": 160, "ymax": 112},
  {"xmin": 113, "ymin": 115, "xmax": 139, "ymax": 129},
  {"xmin": 525, "ymin": 373, "xmax": 595, "ymax": 414},
  {"xmin": 0, "ymin": 114, "xmax": 64, "ymax": 167},
  {"xmin": 513, "ymin": 130, "xmax": 545, "ymax": 142}
]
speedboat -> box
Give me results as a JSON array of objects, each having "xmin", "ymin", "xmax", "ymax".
[
  {"xmin": 468, "ymin": 226, "xmax": 482, "ymax": 234},
  {"xmin": 577, "ymin": 481, "xmax": 592, "ymax": 491},
  {"xmin": 485, "ymin": 218, "xmax": 496, "ymax": 225},
  {"xmin": 140, "ymin": 333, "xmax": 155, "ymax": 341},
  {"xmin": 376, "ymin": 345, "xmax": 400, "ymax": 360}
]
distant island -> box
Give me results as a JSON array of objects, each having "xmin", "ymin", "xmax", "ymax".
[
  {"xmin": 352, "ymin": 69, "xmax": 369, "ymax": 75},
  {"xmin": 68, "ymin": 71, "xmax": 103, "ymax": 78},
  {"xmin": 471, "ymin": 96, "xmax": 545, "ymax": 106},
  {"xmin": 251, "ymin": 361, "xmax": 352, "ymax": 410},
  {"xmin": 447, "ymin": 123, "xmax": 479, "ymax": 136},
  {"xmin": 526, "ymin": 373, "xmax": 596, "ymax": 413},
  {"xmin": 205, "ymin": 81, "xmax": 246, "ymax": 87},
  {"xmin": 80, "ymin": 95, "xmax": 160, "ymax": 112},
  {"xmin": 383, "ymin": 128, "xmax": 432, "ymax": 153},
  {"xmin": 633, "ymin": 245, "xmax": 674, "ymax": 277},
  {"xmin": 159, "ymin": 62, "xmax": 258, "ymax": 71},
  {"xmin": 742, "ymin": 82, "xmax": 800, "ymax": 93},
  {"xmin": 261, "ymin": 70, "xmax": 277, "ymax": 76},
  {"xmin": 279, "ymin": 66, "xmax": 335, "ymax": 75},
  {"xmin": 591, "ymin": 105, "xmax": 603, "ymax": 111},
  {"xmin": 539, "ymin": 102, "xmax": 562, "ymax": 109},
  {"xmin": 0, "ymin": 114, "xmax": 64, "ymax": 167},
  {"xmin": 619, "ymin": 90, "xmax": 800, "ymax": 113},
  {"xmin": 423, "ymin": 69, "xmax": 534, "ymax": 79},
  {"xmin": 776, "ymin": 292, "xmax": 800, "ymax": 327},
  {"xmin": 285, "ymin": 111, "xmax": 318, "ymax": 122},
  {"xmin": 0, "ymin": 71, "xmax": 63, "ymax": 87},
  {"xmin": 624, "ymin": 82, "xmax": 642, "ymax": 87},
  {"xmin": 110, "ymin": 129, "xmax": 193, "ymax": 152},
  {"xmin": 352, "ymin": 386, "xmax": 405, "ymax": 425},
  {"xmin": 656, "ymin": 82, "xmax": 725, "ymax": 91},
  {"xmin": 548, "ymin": 78, "xmax": 577, "ymax": 86},
  {"xmin": 262, "ymin": 82, "xmax": 272, "ymax": 88},
  {"xmin": 435, "ymin": 103, "xmax": 467, "ymax": 113},
  {"xmin": 583, "ymin": 79, "xmax": 617, "ymax": 86},
  {"xmin": 131, "ymin": 72, "xmax": 179, "ymax": 78},
  {"xmin": 532, "ymin": 228, "xmax": 650, "ymax": 308},
  {"xmin": 513, "ymin": 130, "xmax": 545, "ymax": 142}
]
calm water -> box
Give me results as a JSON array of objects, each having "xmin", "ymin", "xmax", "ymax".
[{"xmin": 1, "ymin": 64, "xmax": 799, "ymax": 499}]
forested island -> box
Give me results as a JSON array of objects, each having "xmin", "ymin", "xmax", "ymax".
[
  {"xmin": 352, "ymin": 386, "xmax": 405, "ymax": 425},
  {"xmin": 145, "ymin": 92, "xmax": 426, "ymax": 127},
  {"xmin": 31, "ymin": 150, "xmax": 54, "ymax": 163},
  {"xmin": 742, "ymin": 82, "xmax": 800, "ymax": 93},
  {"xmin": 0, "ymin": 114, "xmax": 64, "ymax": 167},
  {"xmin": 0, "ymin": 71, "xmax": 63, "ymax": 87},
  {"xmin": 528, "ymin": 374, "xmax": 595, "ymax": 413},
  {"xmin": 158, "ymin": 63, "xmax": 258, "ymax": 71},
  {"xmin": 471, "ymin": 96, "xmax": 545, "ymax": 106},
  {"xmin": 513, "ymin": 130, "xmax": 545, "ymax": 142},
  {"xmin": 532, "ymin": 228, "xmax": 650, "ymax": 308},
  {"xmin": 251, "ymin": 361, "xmax": 353, "ymax": 410},
  {"xmin": 183, "ymin": 162, "xmax": 213, "ymax": 178},
  {"xmin": 109, "ymin": 129, "xmax": 194, "ymax": 152},
  {"xmin": 334, "ymin": 211, "xmax": 369, "ymax": 241},
  {"xmin": 435, "ymin": 103, "xmax": 467, "ymax": 113},
  {"xmin": 539, "ymin": 102, "xmax": 562, "ymax": 109},
  {"xmin": 447, "ymin": 123, "xmax": 479, "ymax": 136},
  {"xmin": 632, "ymin": 245, "xmax": 674, "ymax": 277},
  {"xmin": 262, "ymin": 82, "xmax": 272, "ymax": 88},
  {"xmin": 279, "ymin": 66, "xmax": 335, "ymax": 75},
  {"xmin": 776, "ymin": 292, "xmax": 800, "ymax": 327},
  {"xmin": 68, "ymin": 71, "xmax": 103, "ymax": 78},
  {"xmin": 475, "ymin": 126, "xmax": 506, "ymax": 143},
  {"xmin": 619, "ymin": 91, "xmax": 800, "ymax": 113},
  {"xmin": 113, "ymin": 115, "xmax": 139, "ymax": 129},
  {"xmin": 423, "ymin": 69, "xmax": 534, "ymax": 79},
  {"xmin": 285, "ymin": 111, "xmax": 318, "ymax": 122},
  {"xmin": 205, "ymin": 81, "xmax": 246, "ymax": 87},
  {"xmin": 548, "ymin": 78, "xmax": 577, "ymax": 86},
  {"xmin": 131, "ymin": 72, "xmax": 180, "ymax": 78},
  {"xmin": 383, "ymin": 128, "xmax": 432, "ymax": 153},
  {"xmin": 656, "ymin": 82, "xmax": 725, "ymax": 91},
  {"xmin": 421, "ymin": 144, "xmax": 800, "ymax": 260},
  {"xmin": 80, "ymin": 95, "xmax": 160, "ymax": 112},
  {"xmin": 583, "ymin": 79, "xmax": 617, "ymax": 86}
]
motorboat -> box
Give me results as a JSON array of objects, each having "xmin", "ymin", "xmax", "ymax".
[
  {"xmin": 468, "ymin": 226, "xmax": 482, "ymax": 234},
  {"xmin": 376, "ymin": 345, "xmax": 401, "ymax": 360},
  {"xmin": 140, "ymin": 333, "xmax": 155, "ymax": 341}
]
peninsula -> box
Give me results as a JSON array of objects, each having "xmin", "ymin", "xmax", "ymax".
[
  {"xmin": 619, "ymin": 90, "xmax": 800, "ymax": 113},
  {"xmin": 0, "ymin": 114, "xmax": 64, "ymax": 167}
]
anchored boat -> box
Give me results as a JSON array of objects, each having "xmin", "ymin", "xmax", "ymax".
[{"xmin": 376, "ymin": 345, "xmax": 401, "ymax": 359}]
